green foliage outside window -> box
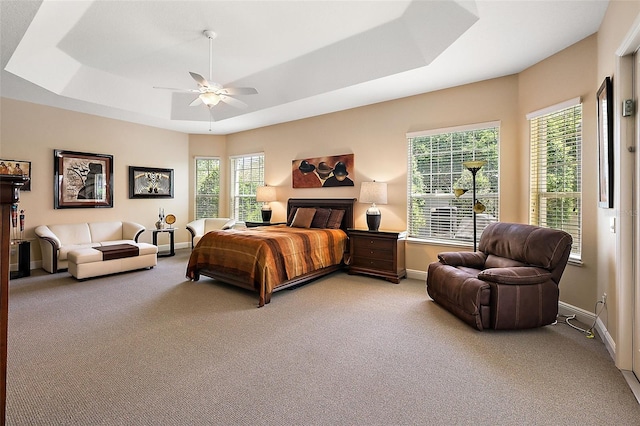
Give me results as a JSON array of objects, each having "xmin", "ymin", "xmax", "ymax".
[
  {"xmin": 195, "ymin": 158, "xmax": 220, "ymax": 219},
  {"xmin": 408, "ymin": 125, "xmax": 499, "ymax": 242},
  {"xmin": 230, "ymin": 154, "xmax": 264, "ymax": 222},
  {"xmin": 530, "ymin": 103, "xmax": 582, "ymax": 258}
]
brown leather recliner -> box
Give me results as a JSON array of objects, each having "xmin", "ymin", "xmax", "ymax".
[{"xmin": 426, "ymin": 222, "xmax": 573, "ymax": 331}]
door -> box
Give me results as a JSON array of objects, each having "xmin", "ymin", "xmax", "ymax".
[{"xmin": 634, "ymin": 52, "xmax": 640, "ymax": 380}]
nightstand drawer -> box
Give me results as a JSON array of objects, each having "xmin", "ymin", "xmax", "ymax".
[
  {"xmin": 352, "ymin": 237, "xmax": 395, "ymax": 251},
  {"xmin": 352, "ymin": 244, "xmax": 393, "ymax": 261},
  {"xmin": 351, "ymin": 257, "xmax": 394, "ymax": 272}
]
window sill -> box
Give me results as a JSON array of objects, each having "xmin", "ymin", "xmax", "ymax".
[
  {"xmin": 568, "ymin": 256, "xmax": 583, "ymax": 266},
  {"xmin": 408, "ymin": 237, "xmax": 583, "ymax": 266},
  {"xmin": 406, "ymin": 237, "xmax": 472, "ymax": 249}
]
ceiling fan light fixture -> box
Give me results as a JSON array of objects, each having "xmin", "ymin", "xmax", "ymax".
[{"xmin": 200, "ymin": 92, "xmax": 221, "ymax": 106}]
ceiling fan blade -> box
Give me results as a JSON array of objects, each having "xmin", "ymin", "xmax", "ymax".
[
  {"xmin": 219, "ymin": 87, "xmax": 258, "ymax": 96},
  {"xmin": 220, "ymin": 95, "xmax": 248, "ymax": 109},
  {"xmin": 189, "ymin": 96, "xmax": 203, "ymax": 107},
  {"xmin": 153, "ymin": 86, "xmax": 199, "ymax": 93},
  {"xmin": 189, "ymin": 72, "xmax": 210, "ymax": 87}
]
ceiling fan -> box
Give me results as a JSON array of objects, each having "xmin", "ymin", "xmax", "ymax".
[{"xmin": 154, "ymin": 30, "xmax": 258, "ymax": 110}]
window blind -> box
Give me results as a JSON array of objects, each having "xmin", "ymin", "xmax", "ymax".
[
  {"xmin": 195, "ymin": 157, "xmax": 221, "ymax": 219},
  {"xmin": 529, "ymin": 101, "xmax": 582, "ymax": 259},
  {"xmin": 230, "ymin": 153, "xmax": 264, "ymax": 222},
  {"xmin": 407, "ymin": 122, "xmax": 500, "ymax": 244}
]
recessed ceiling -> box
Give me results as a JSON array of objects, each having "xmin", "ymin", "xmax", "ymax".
[{"xmin": 1, "ymin": 0, "xmax": 608, "ymax": 135}]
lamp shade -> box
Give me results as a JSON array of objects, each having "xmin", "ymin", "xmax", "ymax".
[
  {"xmin": 359, "ymin": 181, "xmax": 387, "ymax": 205},
  {"xmin": 462, "ymin": 160, "xmax": 487, "ymax": 171},
  {"xmin": 256, "ymin": 185, "xmax": 276, "ymax": 203},
  {"xmin": 200, "ymin": 92, "xmax": 221, "ymax": 106}
]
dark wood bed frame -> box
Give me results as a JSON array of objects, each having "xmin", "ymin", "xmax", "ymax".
[{"xmin": 193, "ymin": 198, "xmax": 357, "ymax": 307}]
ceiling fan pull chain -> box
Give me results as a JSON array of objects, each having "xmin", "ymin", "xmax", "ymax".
[{"xmin": 208, "ymin": 33, "xmax": 213, "ymax": 81}]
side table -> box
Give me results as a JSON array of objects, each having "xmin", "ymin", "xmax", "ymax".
[
  {"xmin": 152, "ymin": 228, "xmax": 177, "ymax": 257},
  {"xmin": 9, "ymin": 240, "xmax": 30, "ymax": 279},
  {"xmin": 347, "ymin": 229, "xmax": 407, "ymax": 283}
]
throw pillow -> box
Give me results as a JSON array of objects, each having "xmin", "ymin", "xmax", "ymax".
[
  {"xmin": 290, "ymin": 208, "xmax": 317, "ymax": 228},
  {"xmin": 287, "ymin": 207, "xmax": 298, "ymax": 226},
  {"xmin": 326, "ymin": 209, "xmax": 345, "ymax": 229},
  {"xmin": 311, "ymin": 208, "xmax": 332, "ymax": 228}
]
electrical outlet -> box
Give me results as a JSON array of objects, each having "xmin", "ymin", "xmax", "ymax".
[{"xmin": 602, "ymin": 293, "xmax": 607, "ymax": 304}]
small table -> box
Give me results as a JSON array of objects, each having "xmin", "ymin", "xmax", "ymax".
[
  {"xmin": 347, "ymin": 229, "xmax": 407, "ymax": 283},
  {"xmin": 245, "ymin": 221, "xmax": 286, "ymax": 228},
  {"xmin": 152, "ymin": 228, "xmax": 177, "ymax": 257},
  {"xmin": 10, "ymin": 240, "xmax": 30, "ymax": 279}
]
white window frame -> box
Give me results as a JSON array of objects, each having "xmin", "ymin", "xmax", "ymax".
[
  {"xmin": 194, "ymin": 156, "xmax": 221, "ymax": 220},
  {"xmin": 527, "ymin": 98, "xmax": 582, "ymax": 261},
  {"xmin": 229, "ymin": 153, "xmax": 265, "ymax": 222},
  {"xmin": 407, "ymin": 121, "xmax": 500, "ymax": 246}
]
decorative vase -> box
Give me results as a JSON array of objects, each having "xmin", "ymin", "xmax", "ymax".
[{"xmin": 155, "ymin": 220, "xmax": 164, "ymax": 230}]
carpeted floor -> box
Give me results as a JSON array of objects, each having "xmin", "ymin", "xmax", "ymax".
[{"xmin": 6, "ymin": 249, "xmax": 640, "ymax": 425}]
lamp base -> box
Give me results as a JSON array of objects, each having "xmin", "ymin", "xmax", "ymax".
[
  {"xmin": 366, "ymin": 213, "xmax": 381, "ymax": 231},
  {"xmin": 261, "ymin": 209, "xmax": 272, "ymax": 223}
]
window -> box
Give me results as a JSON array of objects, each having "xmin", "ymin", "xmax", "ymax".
[
  {"xmin": 528, "ymin": 98, "xmax": 582, "ymax": 259},
  {"xmin": 407, "ymin": 122, "xmax": 500, "ymax": 245},
  {"xmin": 195, "ymin": 157, "xmax": 221, "ymax": 219},
  {"xmin": 230, "ymin": 153, "xmax": 264, "ymax": 222}
]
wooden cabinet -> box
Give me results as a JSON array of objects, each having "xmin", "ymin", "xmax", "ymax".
[
  {"xmin": 347, "ymin": 229, "xmax": 406, "ymax": 283},
  {"xmin": 0, "ymin": 175, "xmax": 29, "ymax": 426}
]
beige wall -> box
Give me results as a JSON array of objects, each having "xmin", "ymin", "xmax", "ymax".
[
  {"xmin": 0, "ymin": 98, "xmax": 192, "ymax": 262},
  {"xmin": 225, "ymin": 75, "xmax": 522, "ymax": 277},
  {"xmin": 518, "ymin": 34, "xmax": 598, "ymax": 311},
  {"xmin": 595, "ymin": 0, "xmax": 640, "ymax": 361}
]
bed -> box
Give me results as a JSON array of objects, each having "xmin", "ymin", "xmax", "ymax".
[{"xmin": 186, "ymin": 198, "xmax": 356, "ymax": 306}]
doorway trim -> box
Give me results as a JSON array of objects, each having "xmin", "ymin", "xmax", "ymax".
[{"xmin": 615, "ymin": 12, "xmax": 640, "ymax": 402}]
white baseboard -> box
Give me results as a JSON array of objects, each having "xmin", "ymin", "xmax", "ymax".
[
  {"xmin": 157, "ymin": 241, "xmax": 190, "ymax": 252},
  {"xmin": 558, "ymin": 301, "xmax": 615, "ymax": 360},
  {"xmin": 622, "ymin": 370, "xmax": 640, "ymax": 405},
  {"xmin": 557, "ymin": 301, "xmax": 596, "ymax": 326},
  {"xmin": 407, "ymin": 269, "xmax": 426, "ymax": 281}
]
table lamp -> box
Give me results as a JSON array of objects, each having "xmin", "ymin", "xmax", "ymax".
[
  {"xmin": 359, "ymin": 181, "xmax": 387, "ymax": 231},
  {"xmin": 256, "ymin": 185, "xmax": 277, "ymax": 222}
]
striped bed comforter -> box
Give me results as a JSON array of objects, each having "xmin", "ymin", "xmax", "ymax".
[{"xmin": 186, "ymin": 225, "xmax": 347, "ymax": 300}]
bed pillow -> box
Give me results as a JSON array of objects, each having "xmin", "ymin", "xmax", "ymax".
[
  {"xmin": 286, "ymin": 207, "xmax": 298, "ymax": 226},
  {"xmin": 326, "ymin": 209, "xmax": 345, "ymax": 229},
  {"xmin": 311, "ymin": 208, "xmax": 332, "ymax": 228},
  {"xmin": 290, "ymin": 208, "xmax": 317, "ymax": 228}
]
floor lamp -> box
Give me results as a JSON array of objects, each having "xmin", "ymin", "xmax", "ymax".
[{"xmin": 462, "ymin": 160, "xmax": 486, "ymax": 251}]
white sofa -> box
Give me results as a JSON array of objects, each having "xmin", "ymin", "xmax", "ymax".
[
  {"xmin": 186, "ymin": 218, "xmax": 236, "ymax": 248},
  {"xmin": 35, "ymin": 221, "xmax": 156, "ymax": 275}
]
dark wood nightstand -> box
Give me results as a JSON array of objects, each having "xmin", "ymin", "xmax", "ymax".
[
  {"xmin": 245, "ymin": 221, "xmax": 286, "ymax": 228},
  {"xmin": 347, "ymin": 229, "xmax": 406, "ymax": 283}
]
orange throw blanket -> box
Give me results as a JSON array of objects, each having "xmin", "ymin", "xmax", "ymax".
[{"xmin": 186, "ymin": 225, "xmax": 347, "ymax": 302}]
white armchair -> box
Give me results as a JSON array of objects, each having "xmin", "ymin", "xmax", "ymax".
[{"xmin": 186, "ymin": 218, "xmax": 236, "ymax": 248}]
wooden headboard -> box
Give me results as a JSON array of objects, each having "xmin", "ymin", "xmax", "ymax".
[{"xmin": 287, "ymin": 198, "xmax": 356, "ymax": 232}]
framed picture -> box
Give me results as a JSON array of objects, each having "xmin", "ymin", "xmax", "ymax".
[
  {"xmin": 597, "ymin": 76, "xmax": 614, "ymax": 208},
  {"xmin": 0, "ymin": 159, "xmax": 31, "ymax": 191},
  {"xmin": 54, "ymin": 150, "xmax": 113, "ymax": 208},
  {"xmin": 292, "ymin": 153, "xmax": 354, "ymax": 188},
  {"xmin": 129, "ymin": 166, "xmax": 174, "ymax": 198}
]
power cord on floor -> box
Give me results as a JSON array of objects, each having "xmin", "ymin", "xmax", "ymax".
[{"xmin": 558, "ymin": 300, "xmax": 606, "ymax": 339}]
